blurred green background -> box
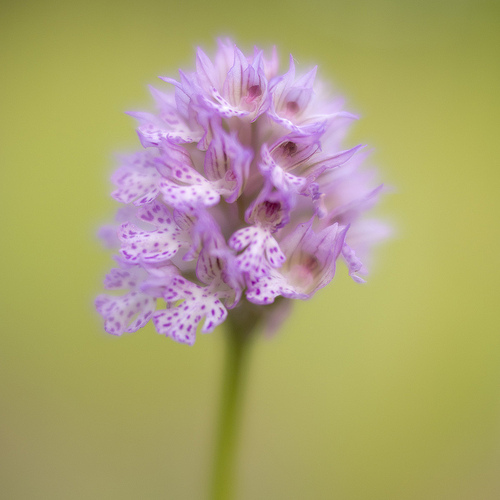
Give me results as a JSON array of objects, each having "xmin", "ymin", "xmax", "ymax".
[{"xmin": 1, "ymin": 0, "xmax": 499, "ymax": 498}]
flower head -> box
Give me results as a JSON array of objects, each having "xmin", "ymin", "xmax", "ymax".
[{"xmin": 96, "ymin": 40, "xmax": 388, "ymax": 345}]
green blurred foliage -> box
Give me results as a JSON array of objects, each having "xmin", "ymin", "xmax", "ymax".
[{"xmin": 1, "ymin": 0, "xmax": 499, "ymax": 498}]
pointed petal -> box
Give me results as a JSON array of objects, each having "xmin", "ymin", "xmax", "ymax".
[
  {"xmin": 196, "ymin": 47, "xmax": 219, "ymax": 92},
  {"xmin": 158, "ymin": 74, "xmax": 192, "ymax": 118},
  {"xmin": 269, "ymin": 54, "xmax": 296, "ymax": 110},
  {"xmin": 223, "ymin": 46, "xmax": 248, "ymax": 106},
  {"xmin": 311, "ymin": 144, "xmax": 364, "ymax": 172},
  {"xmin": 282, "ymin": 67, "xmax": 317, "ymax": 117}
]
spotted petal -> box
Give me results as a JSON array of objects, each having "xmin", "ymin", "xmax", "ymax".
[
  {"xmin": 103, "ymin": 266, "xmax": 148, "ymax": 290},
  {"xmin": 153, "ymin": 277, "xmax": 228, "ymax": 345},
  {"xmin": 111, "ymin": 151, "xmax": 161, "ymax": 206},
  {"xmin": 96, "ymin": 291, "xmax": 156, "ymax": 336},
  {"xmin": 160, "ymin": 179, "xmax": 220, "ymax": 211},
  {"xmin": 127, "ymin": 110, "xmax": 200, "ymax": 147},
  {"xmin": 246, "ymin": 269, "xmax": 307, "ymax": 305},
  {"xmin": 229, "ymin": 226, "xmax": 286, "ymax": 277},
  {"xmin": 118, "ymin": 202, "xmax": 184, "ymax": 263}
]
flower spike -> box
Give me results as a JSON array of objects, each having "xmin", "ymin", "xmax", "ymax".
[{"xmin": 96, "ymin": 40, "xmax": 388, "ymax": 344}]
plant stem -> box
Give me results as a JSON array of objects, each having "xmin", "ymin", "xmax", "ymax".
[{"xmin": 210, "ymin": 317, "xmax": 254, "ymax": 500}]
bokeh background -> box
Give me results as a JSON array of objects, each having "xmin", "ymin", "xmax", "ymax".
[{"xmin": 2, "ymin": 0, "xmax": 500, "ymax": 498}]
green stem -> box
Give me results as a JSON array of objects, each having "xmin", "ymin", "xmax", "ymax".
[{"xmin": 210, "ymin": 317, "xmax": 255, "ymax": 500}]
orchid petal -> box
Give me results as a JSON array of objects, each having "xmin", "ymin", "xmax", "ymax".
[{"xmin": 96, "ymin": 292, "xmax": 155, "ymax": 336}]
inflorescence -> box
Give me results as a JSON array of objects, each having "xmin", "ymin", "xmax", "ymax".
[{"xmin": 96, "ymin": 40, "xmax": 387, "ymax": 345}]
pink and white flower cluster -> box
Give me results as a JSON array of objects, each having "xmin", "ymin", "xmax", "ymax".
[{"xmin": 96, "ymin": 40, "xmax": 387, "ymax": 345}]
